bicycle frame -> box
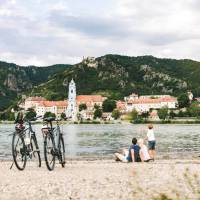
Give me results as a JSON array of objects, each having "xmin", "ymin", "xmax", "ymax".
[
  {"xmin": 11, "ymin": 116, "xmax": 42, "ymax": 170},
  {"xmin": 44, "ymin": 121, "xmax": 61, "ymax": 152},
  {"xmin": 42, "ymin": 117, "xmax": 65, "ymax": 170}
]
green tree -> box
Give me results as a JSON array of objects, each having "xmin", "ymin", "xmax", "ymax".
[
  {"xmin": 94, "ymin": 104, "xmax": 100, "ymax": 110},
  {"xmin": 25, "ymin": 108, "xmax": 36, "ymax": 120},
  {"xmin": 12, "ymin": 104, "xmax": 20, "ymax": 112},
  {"xmin": 44, "ymin": 112, "xmax": 56, "ymax": 118},
  {"xmin": 140, "ymin": 111, "xmax": 149, "ymax": 119},
  {"xmin": 102, "ymin": 99, "xmax": 116, "ymax": 112},
  {"xmin": 93, "ymin": 108, "xmax": 102, "ymax": 119},
  {"xmin": 187, "ymin": 102, "xmax": 200, "ymax": 117},
  {"xmin": 177, "ymin": 110, "xmax": 184, "ymax": 117},
  {"xmin": 158, "ymin": 107, "xmax": 168, "ymax": 121},
  {"xmin": 112, "ymin": 109, "xmax": 120, "ymax": 120},
  {"xmin": 178, "ymin": 93, "xmax": 190, "ymax": 108},
  {"xmin": 130, "ymin": 109, "xmax": 138, "ymax": 121},
  {"xmin": 0, "ymin": 111, "xmax": 15, "ymax": 121},
  {"xmin": 79, "ymin": 103, "xmax": 87, "ymax": 111},
  {"xmin": 60, "ymin": 112, "xmax": 66, "ymax": 120},
  {"xmin": 169, "ymin": 110, "xmax": 176, "ymax": 119}
]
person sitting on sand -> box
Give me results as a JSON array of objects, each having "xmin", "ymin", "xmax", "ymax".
[
  {"xmin": 114, "ymin": 138, "xmax": 141, "ymax": 163},
  {"xmin": 138, "ymin": 138, "xmax": 151, "ymax": 162},
  {"xmin": 146, "ymin": 124, "xmax": 156, "ymax": 160}
]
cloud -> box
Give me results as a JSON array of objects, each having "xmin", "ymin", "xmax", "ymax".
[
  {"xmin": 48, "ymin": 13, "xmax": 132, "ymax": 39},
  {"xmin": 0, "ymin": 0, "xmax": 199, "ymax": 65}
]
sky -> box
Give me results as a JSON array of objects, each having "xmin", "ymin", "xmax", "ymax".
[{"xmin": 0, "ymin": 0, "xmax": 199, "ymax": 66}]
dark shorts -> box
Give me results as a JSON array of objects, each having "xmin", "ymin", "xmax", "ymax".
[{"xmin": 148, "ymin": 141, "xmax": 156, "ymax": 150}]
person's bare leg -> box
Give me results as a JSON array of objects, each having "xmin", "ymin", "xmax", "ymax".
[
  {"xmin": 148, "ymin": 150, "xmax": 153, "ymax": 159},
  {"xmin": 114, "ymin": 153, "xmax": 128, "ymax": 162},
  {"xmin": 152, "ymin": 150, "xmax": 156, "ymax": 160},
  {"xmin": 122, "ymin": 149, "xmax": 126, "ymax": 155},
  {"xmin": 114, "ymin": 153, "xmax": 124, "ymax": 161}
]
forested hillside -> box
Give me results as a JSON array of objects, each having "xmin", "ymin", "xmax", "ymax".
[
  {"xmin": 2, "ymin": 54, "xmax": 200, "ymax": 111},
  {"xmin": 0, "ymin": 61, "xmax": 70, "ymax": 111},
  {"xmin": 32, "ymin": 55, "xmax": 200, "ymax": 101}
]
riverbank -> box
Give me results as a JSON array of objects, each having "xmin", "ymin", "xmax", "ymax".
[
  {"xmin": 1, "ymin": 159, "xmax": 200, "ymax": 200},
  {"xmin": 2, "ymin": 119, "xmax": 200, "ymax": 124}
]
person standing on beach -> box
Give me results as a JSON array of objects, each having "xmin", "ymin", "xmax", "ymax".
[{"xmin": 146, "ymin": 124, "xmax": 156, "ymax": 160}]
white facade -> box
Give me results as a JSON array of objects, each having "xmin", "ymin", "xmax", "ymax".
[
  {"xmin": 125, "ymin": 98, "xmax": 177, "ymax": 113},
  {"xmin": 36, "ymin": 105, "xmax": 56, "ymax": 117},
  {"xmin": 66, "ymin": 79, "xmax": 77, "ymax": 120},
  {"xmin": 23, "ymin": 96, "xmax": 46, "ymax": 110},
  {"xmin": 35, "ymin": 101, "xmax": 67, "ymax": 117},
  {"xmin": 139, "ymin": 95, "xmax": 171, "ymax": 99},
  {"xmin": 124, "ymin": 93, "xmax": 139, "ymax": 101},
  {"xmin": 36, "ymin": 105, "xmax": 45, "ymax": 116},
  {"xmin": 188, "ymin": 91, "xmax": 193, "ymax": 102},
  {"xmin": 126, "ymin": 102, "xmax": 161, "ymax": 113}
]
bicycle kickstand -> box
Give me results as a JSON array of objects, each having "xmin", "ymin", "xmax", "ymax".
[{"xmin": 10, "ymin": 162, "xmax": 14, "ymax": 170}]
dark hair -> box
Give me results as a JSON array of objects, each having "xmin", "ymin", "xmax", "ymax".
[{"xmin": 132, "ymin": 137, "xmax": 137, "ymax": 145}]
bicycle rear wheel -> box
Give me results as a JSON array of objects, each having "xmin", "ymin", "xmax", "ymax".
[
  {"xmin": 30, "ymin": 136, "xmax": 41, "ymax": 167},
  {"xmin": 12, "ymin": 132, "xmax": 27, "ymax": 170},
  {"xmin": 44, "ymin": 135, "xmax": 55, "ymax": 171},
  {"xmin": 59, "ymin": 136, "xmax": 65, "ymax": 168}
]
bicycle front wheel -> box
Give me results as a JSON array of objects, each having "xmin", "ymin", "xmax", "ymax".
[
  {"xmin": 59, "ymin": 136, "xmax": 65, "ymax": 168},
  {"xmin": 12, "ymin": 132, "xmax": 27, "ymax": 170},
  {"xmin": 30, "ymin": 136, "xmax": 41, "ymax": 167},
  {"xmin": 44, "ymin": 135, "xmax": 55, "ymax": 171}
]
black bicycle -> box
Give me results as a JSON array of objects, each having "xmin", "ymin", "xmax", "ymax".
[
  {"xmin": 42, "ymin": 117, "xmax": 65, "ymax": 171},
  {"xmin": 11, "ymin": 116, "xmax": 42, "ymax": 170}
]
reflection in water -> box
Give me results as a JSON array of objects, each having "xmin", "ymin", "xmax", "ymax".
[
  {"xmin": 64, "ymin": 125, "xmax": 78, "ymax": 157},
  {"xmin": 0, "ymin": 124, "xmax": 200, "ymax": 160}
]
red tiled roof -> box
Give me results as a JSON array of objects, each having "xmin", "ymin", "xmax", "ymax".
[
  {"xmin": 37, "ymin": 101, "xmax": 67, "ymax": 107},
  {"xmin": 76, "ymin": 95, "xmax": 105, "ymax": 103},
  {"xmin": 195, "ymin": 97, "xmax": 200, "ymax": 102},
  {"xmin": 127, "ymin": 97, "xmax": 177, "ymax": 104}
]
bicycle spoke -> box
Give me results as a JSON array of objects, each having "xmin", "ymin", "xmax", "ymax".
[{"xmin": 50, "ymin": 157, "xmax": 54, "ymax": 165}]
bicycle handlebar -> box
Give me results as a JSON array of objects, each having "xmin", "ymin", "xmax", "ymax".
[
  {"xmin": 25, "ymin": 115, "xmax": 43, "ymax": 122},
  {"xmin": 43, "ymin": 117, "xmax": 62, "ymax": 123}
]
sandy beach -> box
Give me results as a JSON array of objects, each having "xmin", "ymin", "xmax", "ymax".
[{"xmin": 0, "ymin": 159, "xmax": 200, "ymax": 200}]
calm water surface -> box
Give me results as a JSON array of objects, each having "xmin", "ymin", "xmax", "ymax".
[{"xmin": 0, "ymin": 124, "xmax": 200, "ymax": 160}]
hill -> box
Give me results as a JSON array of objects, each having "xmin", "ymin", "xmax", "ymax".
[
  {"xmin": 31, "ymin": 55, "xmax": 200, "ymax": 101},
  {"xmin": 2, "ymin": 54, "xmax": 200, "ymax": 111},
  {"xmin": 0, "ymin": 61, "xmax": 70, "ymax": 111}
]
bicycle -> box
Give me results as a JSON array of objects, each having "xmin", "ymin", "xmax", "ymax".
[
  {"xmin": 42, "ymin": 117, "xmax": 65, "ymax": 171},
  {"xmin": 11, "ymin": 116, "xmax": 42, "ymax": 170}
]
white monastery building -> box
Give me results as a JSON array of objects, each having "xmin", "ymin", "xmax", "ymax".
[
  {"xmin": 21, "ymin": 84, "xmax": 177, "ymax": 119},
  {"xmin": 22, "ymin": 79, "xmax": 105, "ymax": 119},
  {"xmin": 117, "ymin": 93, "xmax": 177, "ymax": 113},
  {"xmin": 23, "ymin": 96, "xmax": 46, "ymax": 110},
  {"xmin": 36, "ymin": 101, "xmax": 67, "ymax": 117}
]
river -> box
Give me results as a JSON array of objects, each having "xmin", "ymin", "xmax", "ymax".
[{"xmin": 0, "ymin": 124, "xmax": 200, "ymax": 160}]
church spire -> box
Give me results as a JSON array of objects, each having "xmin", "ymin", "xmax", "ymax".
[{"xmin": 66, "ymin": 79, "xmax": 77, "ymax": 120}]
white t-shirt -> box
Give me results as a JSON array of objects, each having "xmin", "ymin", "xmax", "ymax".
[
  {"xmin": 140, "ymin": 145, "xmax": 151, "ymax": 161},
  {"xmin": 147, "ymin": 129, "xmax": 155, "ymax": 141}
]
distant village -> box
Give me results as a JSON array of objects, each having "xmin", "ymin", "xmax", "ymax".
[{"xmin": 17, "ymin": 79, "xmax": 197, "ymax": 122}]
